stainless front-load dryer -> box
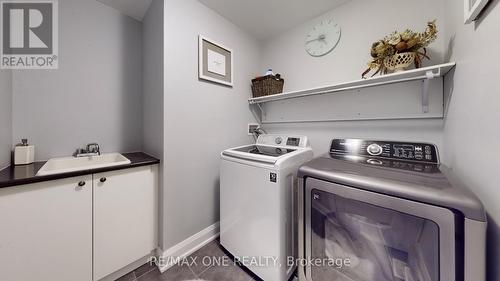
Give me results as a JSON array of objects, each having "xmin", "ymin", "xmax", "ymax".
[{"xmin": 297, "ymin": 139, "xmax": 486, "ymax": 281}]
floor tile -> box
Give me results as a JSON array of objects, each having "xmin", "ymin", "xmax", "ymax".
[
  {"xmin": 132, "ymin": 238, "xmax": 269, "ymax": 281},
  {"xmin": 136, "ymin": 268, "xmax": 162, "ymax": 281},
  {"xmin": 199, "ymin": 263, "xmax": 254, "ymax": 281},
  {"xmin": 137, "ymin": 264, "xmax": 196, "ymax": 281},
  {"xmin": 115, "ymin": 271, "xmax": 136, "ymax": 281},
  {"xmin": 162, "ymin": 264, "xmax": 196, "ymax": 281},
  {"xmin": 135, "ymin": 262, "xmax": 157, "ymax": 278},
  {"xmin": 188, "ymin": 240, "xmax": 227, "ymax": 275}
]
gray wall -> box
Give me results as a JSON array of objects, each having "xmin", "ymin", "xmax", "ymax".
[
  {"xmin": 443, "ymin": 0, "xmax": 500, "ymax": 280},
  {"xmin": 142, "ymin": 0, "xmax": 164, "ymax": 248},
  {"xmin": 142, "ymin": 0, "xmax": 164, "ymax": 160},
  {"xmin": 163, "ymin": 0, "xmax": 259, "ymax": 249},
  {"xmin": 260, "ymin": 0, "xmax": 447, "ymax": 156},
  {"xmin": 12, "ymin": 0, "xmax": 143, "ymax": 160},
  {"xmin": 260, "ymin": 0, "xmax": 447, "ymax": 91},
  {"xmin": 0, "ymin": 70, "xmax": 12, "ymax": 168}
]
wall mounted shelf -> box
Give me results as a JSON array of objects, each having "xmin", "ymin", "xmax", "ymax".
[{"xmin": 249, "ymin": 62, "xmax": 456, "ymax": 120}]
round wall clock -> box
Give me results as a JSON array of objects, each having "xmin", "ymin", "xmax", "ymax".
[{"xmin": 305, "ymin": 19, "xmax": 341, "ymax": 57}]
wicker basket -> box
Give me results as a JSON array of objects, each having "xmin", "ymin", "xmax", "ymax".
[
  {"xmin": 384, "ymin": 52, "xmax": 416, "ymax": 72},
  {"xmin": 251, "ymin": 75, "xmax": 284, "ymax": 98}
]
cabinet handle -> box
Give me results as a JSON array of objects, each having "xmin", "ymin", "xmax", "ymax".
[
  {"xmin": 78, "ymin": 181, "xmax": 86, "ymax": 187},
  {"xmin": 100, "ymin": 177, "xmax": 107, "ymax": 183}
]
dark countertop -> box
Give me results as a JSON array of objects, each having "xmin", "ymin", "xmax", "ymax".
[{"xmin": 0, "ymin": 152, "xmax": 160, "ymax": 189}]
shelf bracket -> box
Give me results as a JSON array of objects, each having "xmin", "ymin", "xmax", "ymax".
[
  {"xmin": 421, "ymin": 70, "xmax": 437, "ymax": 113},
  {"xmin": 256, "ymin": 103, "xmax": 266, "ymax": 123}
]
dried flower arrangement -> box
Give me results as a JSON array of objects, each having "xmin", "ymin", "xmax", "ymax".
[{"xmin": 362, "ymin": 20, "xmax": 438, "ymax": 78}]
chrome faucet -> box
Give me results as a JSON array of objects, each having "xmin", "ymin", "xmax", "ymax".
[{"xmin": 74, "ymin": 143, "xmax": 101, "ymax": 157}]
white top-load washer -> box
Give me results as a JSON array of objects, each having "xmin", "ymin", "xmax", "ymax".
[{"xmin": 220, "ymin": 134, "xmax": 313, "ymax": 281}]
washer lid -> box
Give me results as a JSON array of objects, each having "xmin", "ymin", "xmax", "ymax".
[
  {"xmin": 232, "ymin": 145, "xmax": 296, "ymax": 157},
  {"xmin": 222, "ymin": 145, "xmax": 297, "ymax": 164},
  {"xmin": 298, "ymin": 155, "xmax": 486, "ymax": 221}
]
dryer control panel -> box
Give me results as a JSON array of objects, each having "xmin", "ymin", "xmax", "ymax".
[{"xmin": 330, "ymin": 139, "xmax": 439, "ymax": 164}]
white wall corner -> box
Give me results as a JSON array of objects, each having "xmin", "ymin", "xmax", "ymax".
[{"xmin": 156, "ymin": 222, "xmax": 220, "ymax": 273}]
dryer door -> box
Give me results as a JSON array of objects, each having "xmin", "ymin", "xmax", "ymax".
[{"xmin": 304, "ymin": 178, "xmax": 457, "ymax": 281}]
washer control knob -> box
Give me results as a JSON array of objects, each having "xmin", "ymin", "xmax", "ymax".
[
  {"xmin": 367, "ymin": 143, "xmax": 383, "ymax": 156},
  {"xmin": 275, "ymin": 137, "xmax": 283, "ymax": 144}
]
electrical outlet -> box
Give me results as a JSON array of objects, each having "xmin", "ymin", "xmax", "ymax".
[{"xmin": 248, "ymin": 123, "xmax": 259, "ymax": 136}]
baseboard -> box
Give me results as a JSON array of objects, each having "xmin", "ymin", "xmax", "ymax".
[{"xmin": 157, "ymin": 222, "xmax": 220, "ymax": 273}]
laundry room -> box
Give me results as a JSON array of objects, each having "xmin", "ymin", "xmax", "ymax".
[{"xmin": 0, "ymin": 0, "xmax": 498, "ymax": 281}]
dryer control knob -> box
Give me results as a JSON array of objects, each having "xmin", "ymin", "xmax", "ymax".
[
  {"xmin": 367, "ymin": 143, "xmax": 383, "ymax": 156},
  {"xmin": 275, "ymin": 137, "xmax": 283, "ymax": 144}
]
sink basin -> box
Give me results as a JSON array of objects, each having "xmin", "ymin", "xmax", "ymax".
[{"xmin": 36, "ymin": 153, "xmax": 131, "ymax": 176}]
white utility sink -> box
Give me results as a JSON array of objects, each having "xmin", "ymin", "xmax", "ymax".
[{"xmin": 36, "ymin": 153, "xmax": 131, "ymax": 176}]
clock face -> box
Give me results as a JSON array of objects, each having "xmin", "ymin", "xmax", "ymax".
[{"xmin": 305, "ymin": 19, "xmax": 341, "ymax": 57}]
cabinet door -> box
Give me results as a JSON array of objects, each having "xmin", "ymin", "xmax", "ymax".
[
  {"xmin": 93, "ymin": 165, "xmax": 158, "ymax": 280},
  {"xmin": 0, "ymin": 176, "xmax": 93, "ymax": 281}
]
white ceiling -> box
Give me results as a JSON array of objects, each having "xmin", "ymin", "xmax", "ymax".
[
  {"xmin": 96, "ymin": 0, "xmax": 153, "ymax": 21},
  {"xmin": 198, "ymin": 0, "xmax": 350, "ymax": 40}
]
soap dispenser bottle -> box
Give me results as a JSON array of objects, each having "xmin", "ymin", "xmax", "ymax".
[
  {"xmin": 14, "ymin": 139, "xmax": 35, "ymax": 165},
  {"xmin": 265, "ymin": 69, "xmax": 274, "ymax": 76}
]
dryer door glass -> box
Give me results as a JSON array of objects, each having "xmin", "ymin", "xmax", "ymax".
[{"xmin": 309, "ymin": 188, "xmax": 440, "ymax": 281}]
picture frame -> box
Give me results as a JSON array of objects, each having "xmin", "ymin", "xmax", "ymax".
[
  {"xmin": 198, "ymin": 35, "xmax": 234, "ymax": 87},
  {"xmin": 464, "ymin": 0, "xmax": 489, "ymax": 24}
]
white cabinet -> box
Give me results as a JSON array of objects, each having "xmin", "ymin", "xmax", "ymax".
[
  {"xmin": 0, "ymin": 165, "xmax": 158, "ymax": 281},
  {"xmin": 0, "ymin": 175, "xmax": 93, "ymax": 281},
  {"xmin": 93, "ymin": 165, "xmax": 158, "ymax": 280}
]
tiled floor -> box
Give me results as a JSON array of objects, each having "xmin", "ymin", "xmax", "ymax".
[{"xmin": 116, "ymin": 239, "xmax": 260, "ymax": 281}]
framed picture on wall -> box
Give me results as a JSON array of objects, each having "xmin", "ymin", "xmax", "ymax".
[
  {"xmin": 464, "ymin": 0, "xmax": 489, "ymax": 24},
  {"xmin": 198, "ymin": 36, "xmax": 234, "ymax": 87}
]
